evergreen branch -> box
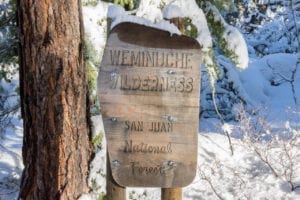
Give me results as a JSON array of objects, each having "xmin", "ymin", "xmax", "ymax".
[{"xmin": 0, "ymin": 12, "xmax": 16, "ymax": 28}]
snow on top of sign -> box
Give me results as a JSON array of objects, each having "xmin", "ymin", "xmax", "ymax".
[
  {"xmin": 107, "ymin": 4, "xmax": 124, "ymax": 19},
  {"xmin": 108, "ymin": 4, "xmax": 181, "ymax": 36},
  {"xmin": 107, "ymin": 0, "xmax": 213, "ymax": 53},
  {"xmin": 162, "ymin": 4, "xmax": 184, "ymax": 19},
  {"xmin": 170, "ymin": 0, "xmax": 213, "ymax": 52},
  {"xmin": 135, "ymin": 0, "xmax": 163, "ymax": 22},
  {"xmin": 163, "ymin": 0, "xmax": 214, "ymax": 68}
]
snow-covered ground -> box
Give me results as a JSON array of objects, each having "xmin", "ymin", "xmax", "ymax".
[
  {"xmin": 0, "ymin": 118, "xmax": 23, "ymax": 200},
  {"xmin": 1, "ymin": 0, "xmax": 300, "ymax": 199},
  {"xmin": 80, "ymin": 113, "xmax": 300, "ymax": 200},
  {"xmin": 0, "ymin": 73, "xmax": 23, "ymax": 200},
  {"xmin": 1, "ymin": 117, "xmax": 300, "ymax": 199}
]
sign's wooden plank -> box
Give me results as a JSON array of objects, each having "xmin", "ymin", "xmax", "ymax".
[
  {"xmin": 99, "ymin": 69, "xmax": 200, "ymax": 97},
  {"xmin": 100, "ymin": 104, "xmax": 199, "ymax": 121},
  {"xmin": 98, "ymin": 22, "xmax": 201, "ymax": 187},
  {"xmin": 99, "ymin": 95, "xmax": 200, "ymax": 109}
]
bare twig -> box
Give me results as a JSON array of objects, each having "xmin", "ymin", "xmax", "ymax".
[
  {"xmin": 199, "ymin": 167, "xmax": 225, "ymax": 200},
  {"xmin": 212, "ymin": 91, "xmax": 234, "ymax": 156}
]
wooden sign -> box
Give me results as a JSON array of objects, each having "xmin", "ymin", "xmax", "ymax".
[{"xmin": 98, "ymin": 22, "xmax": 201, "ymax": 188}]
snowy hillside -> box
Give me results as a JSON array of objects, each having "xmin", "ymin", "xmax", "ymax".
[
  {"xmin": 79, "ymin": 113, "xmax": 300, "ymax": 200},
  {"xmin": 1, "ymin": 0, "xmax": 300, "ymax": 199}
]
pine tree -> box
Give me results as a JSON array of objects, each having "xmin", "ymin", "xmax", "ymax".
[
  {"xmin": 18, "ymin": 0, "xmax": 93, "ymax": 199},
  {"xmin": 0, "ymin": 0, "xmax": 19, "ymax": 135},
  {"xmin": 0, "ymin": 0, "xmax": 18, "ymax": 65}
]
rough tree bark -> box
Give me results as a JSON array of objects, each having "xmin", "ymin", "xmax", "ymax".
[{"xmin": 18, "ymin": 0, "xmax": 93, "ymax": 199}]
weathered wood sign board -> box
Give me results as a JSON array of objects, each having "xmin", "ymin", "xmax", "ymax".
[{"xmin": 98, "ymin": 22, "xmax": 201, "ymax": 188}]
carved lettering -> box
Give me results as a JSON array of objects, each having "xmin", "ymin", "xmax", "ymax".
[
  {"xmin": 185, "ymin": 77, "xmax": 193, "ymax": 92},
  {"xmin": 107, "ymin": 48, "xmax": 193, "ymax": 69},
  {"xmin": 117, "ymin": 74, "xmax": 194, "ymax": 93},
  {"xmin": 166, "ymin": 52, "xmax": 174, "ymax": 67},
  {"xmin": 110, "ymin": 50, "xmax": 121, "ymax": 65},
  {"xmin": 121, "ymin": 50, "xmax": 130, "ymax": 65},
  {"xmin": 149, "ymin": 122, "xmax": 173, "ymax": 132},
  {"xmin": 124, "ymin": 140, "xmax": 172, "ymax": 154},
  {"xmin": 124, "ymin": 121, "xmax": 173, "ymax": 133},
  {"xmin": 120, "ymin": 74, "xmax": 130, "ymax": 90},
  {"xmin": 125, "ymin": 121, "xmax": 144, "ymax": 132},
  {"xmin": 130, "ymin": 162, "xmax": 167, "ymax": 176},
  {"xmin": 99, "ymin": 24, "xmax": 202, "ymax": 187},
  {"xmin": 185, "ymin": 53, "xmax": 193, "ymax": 69},
  {"xmin": 132, "ymin": 75, "xmax": 141, "ymax": 90},
  {"xmin": 177, "ymin": 77, "xmax": 185, "ymax": 92},
  {"xmin": 131, "ymin": 51, "xmax": 140, "ymax": 65},
  {"xmin": 145, "ymin": 51, "xmax": 154, "ymax": 67},
  {"xmin": 175, "ymin": 52, "xmax": 184, "ymax": 68}
]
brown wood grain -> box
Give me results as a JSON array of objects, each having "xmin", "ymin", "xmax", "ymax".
[
  {"xmin": 98, "ymin": 22, "xmax": 201, "ymax": 187},
  {"xmin": 18, "ymin": 1, "xmax": 92, "ymax": 199},
  {"xmin": 107, "ymin": 152, "xmax": 126, "ymax": 200},
  {"xmin": 162, "ymin": 188, "xmax": 182, "ymax": 200}
]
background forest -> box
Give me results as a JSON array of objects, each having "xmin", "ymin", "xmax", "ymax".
[{"xmin": 0, "ymin": 0, "xmax": 299, "ymax": 199}]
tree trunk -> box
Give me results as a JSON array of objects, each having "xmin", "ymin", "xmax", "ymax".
[{"xmin": 18, "ymin": 0, "xmax": 93, "ymax": 199}]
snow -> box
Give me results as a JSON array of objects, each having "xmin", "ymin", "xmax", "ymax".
[
  {"xmin": 110, "ymin": 11, "xmax": 181, "ymax": 36},
  {"xmin": 161, "ymin": 0, "xmax": 216, "ymax": 82},
  {"xmin": 221, "ymin": 123, "xmax": 233, "ymax": 135},
  {"xmin": 170, "ymin": 0, "xmax": 212, "ymax": 52},
  {"xmin": 223, "ymin": 25, "xmax": 249, "ymax": 69},
  {"xmin": 135, "ymin": 0, "xmax": 163, "ymax": 23},
  {"xmin": 107, "ymin": 4, "xmax": 125, "ymax": 20},
  {"xmin": 133, "ymin": 0, "xmax": 213, "ymax": 58},
  {"xmin": 239, "ymin": 53, "xmax": 300, "ymax": 119},
  {"xmin": 1, "ymin": 0, "xmax": 300, "ymax": 199},
  {"xmin": 82, "ymin": 1, "xmax": 109, "ymax": 60},
  {"xmin": 193, "ymin": 132, "xmax": 299, "ymax": 200},
  {"xmin": 108, "ymin": 3, "xmax": 181, "ymax": 36},
  {"xmin": 206, "ymin": 2, "xmax": 249, "ymax": 70},
  {"xmin": 81, "ymin": 119, "xmax": 300, "ymax": 200},
  {"xmin": 162, "ymin": 5, "xmax": 183, "ymax": 19},
  {"xmin": 0, "ymin": 113, "xmax": 23, "ymax": 200}
]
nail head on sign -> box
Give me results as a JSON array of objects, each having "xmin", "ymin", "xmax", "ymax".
[
  {"xmin": 111, "ymin": 160, "xmax": 120, "ymax": 168},
  {"xmin": 167, "ymin": 115, "xmax": 174, "ymax": 122},
  {"xmin": 168, "ymin": 160, "xmax": 176, "ymax": 167},
  {"xmin": 167, "ymin": 69, "xmax": 176, "ymax": 75},
  {"xmin": 110, "ymin": 71, "xmax": 117, "ymax": 78},
  {"xmin": 111, "ymin": 117, "xmax": 117, "ymax": 122}
]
